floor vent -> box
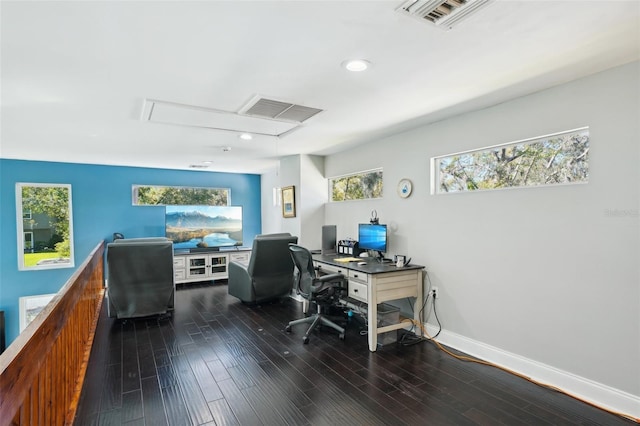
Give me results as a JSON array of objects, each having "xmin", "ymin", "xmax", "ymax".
[
  {"xmin": 240, "ymin": 96, "xmax": 323, "ymax": 123},
  {"xmin": 396, "ymin": 0, "xmax": 494, "ymax": 29}
]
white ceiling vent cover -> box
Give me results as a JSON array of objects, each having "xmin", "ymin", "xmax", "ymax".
[
  {"xmin": 396, "ymin": 0, "xmax": 494, "ymax": 29},
  {"xmin": 240, "ymin": 96, "xmax": 323, "ymax": 123}
]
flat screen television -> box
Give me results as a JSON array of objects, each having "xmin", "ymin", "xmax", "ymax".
[
  {"xmin": 358, "ymin": 223, "xmax": 387, "ymax": 254},
  {"xmin": 165, "ymin": 205, "xmax": 243, "ymax": 251}
]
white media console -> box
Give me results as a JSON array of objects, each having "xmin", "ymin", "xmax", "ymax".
[{"xmin": 173, "ymin": 249, "xmax": 251, "ymax": 284}]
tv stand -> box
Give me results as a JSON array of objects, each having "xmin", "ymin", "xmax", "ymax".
[{"xmin": 173, "ymin": 248, "xmax": 251, "ymax": 284}]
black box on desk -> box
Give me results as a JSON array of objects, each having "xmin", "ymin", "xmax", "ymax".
[{"xmin": 338, "ymin": 240, "xmax": 361, "ymax": 256}]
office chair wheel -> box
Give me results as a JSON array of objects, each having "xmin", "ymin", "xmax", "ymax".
[
  {"xmin": 339, "ymin": 333, "xmax": 345, "ymax": 340},
  {"xmin": 285, "ymin": 325, "xmax": 292, "ymax": 333},
  {"xmin": 303, "ymin": 336, "xmax": 310, "ymax": 344}
]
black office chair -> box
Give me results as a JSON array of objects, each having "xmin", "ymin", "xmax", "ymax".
[{"xmin": 285, "ymin": 244, "xmax": 347, "ymax": 344}]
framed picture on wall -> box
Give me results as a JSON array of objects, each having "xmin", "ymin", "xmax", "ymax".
[
  {"xmin": 281, "ymin": 186, "xmax": 296, "ymax": 218},
  {"xmin": 19, "ymin": 293, "xmax": 56, "ymax": 332}
]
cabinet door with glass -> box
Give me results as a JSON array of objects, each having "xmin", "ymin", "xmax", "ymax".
[
  {"xmin": 187, "ymin": 256, "xmax": 208, "ymax": 277},
  {"xmin": 185, "ymin": 253, "xmax": 228, "ymax": 281},
  {"xmin": 209, "ymin": 254, "xmax": 227, "ymax": 278}
]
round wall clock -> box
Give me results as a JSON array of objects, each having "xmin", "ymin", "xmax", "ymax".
[{"xmin": 397, "ymin": 178, "xmax": 413, "ymax": 198}]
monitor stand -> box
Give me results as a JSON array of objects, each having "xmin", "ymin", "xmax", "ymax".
[{"xmin": 374, "ymin": 251, "xmax": 386, "ymax": 262}]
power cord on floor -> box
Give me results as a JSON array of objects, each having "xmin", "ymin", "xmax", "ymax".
[
  {"xmin": 399, "ymin": 272, "xmax": 639, "ymax": 423},
  {"xmin": 401, "ymin": 271, "xmax": 440, "ymax": 346}
]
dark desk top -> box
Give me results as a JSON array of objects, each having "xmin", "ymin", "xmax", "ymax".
[{"xmin": 313, "ymin": 254, "xmax": 424, "ymax": 274}]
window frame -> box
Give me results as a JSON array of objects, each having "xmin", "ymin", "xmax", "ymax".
[
  {"xmin": 24, "ymin": 232, "xmax": 34, "ymax": 250},
  {"xmin": 16, "ymin": 182, "xmax": 75, "ymax": 271},
  {"xmin": 329, "ymin": 168, "xmax": 383, "ymax": 202},
  {"xmin": 132, "ymin": 184, "xmax": 231, "ymax": 206},
  {"xmin": 431, "ymin": 127, "xmax": 590, "ymax": 195}
]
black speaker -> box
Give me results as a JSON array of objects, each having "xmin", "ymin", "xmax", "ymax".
[{"xmin": 321, "ymin": 225, "xmax": 337, "ymax": 255}]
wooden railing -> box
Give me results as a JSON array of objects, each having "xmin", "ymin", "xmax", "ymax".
[{"xmin": 0, "ymin": 242, "xmax": 105, "ymax": 426}]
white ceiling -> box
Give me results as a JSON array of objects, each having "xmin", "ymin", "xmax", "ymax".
[{"xmin": 1, "ymin": 1, "xmax": 639, "ymax": 174}]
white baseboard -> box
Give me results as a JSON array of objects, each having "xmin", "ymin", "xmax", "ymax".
[{"xmin": 424, "ymin": 323, "xmax": 640, "ymax": 420}]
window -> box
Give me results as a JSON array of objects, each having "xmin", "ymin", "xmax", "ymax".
[
  {"xmin": 24, "ymin": 232, "xmax": 34, "ymax": 250},
  {"xmin": 330, "ymin": 169, "xmax": 383, "ymax": 202},
  {"xmin": 132, "ymin": 185, "xmax": 230, "ymax": 206},
  {"xmin": 432, "ymin": 127, "xmax": 589, "ymax": 194},
  {"xmin": 16, "ymin": 183, "xmax": 74, "ymax": 270}
]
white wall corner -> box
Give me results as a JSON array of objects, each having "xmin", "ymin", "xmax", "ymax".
[{"xmin": 424, "ymin": 323, "xmax": 640, "ymax": 420}]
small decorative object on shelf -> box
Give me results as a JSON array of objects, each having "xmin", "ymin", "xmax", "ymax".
[{"xmin": 397, "ymin": 178, "xmax": 412, "ymax": 198}]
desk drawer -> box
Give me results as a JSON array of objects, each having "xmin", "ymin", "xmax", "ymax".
[
  {"xmin": 348, "ymin": 270, "xmax": 368, "ymax": 284},
  {"xmin": 173, "ymin": 257, "xmax": 186, "ymax": 268},
  {"xmin": 348, "ymin": 280, "xmax": 368, "ymax": 303},
  {"xmin": 174, "ymin": 269, "xmax": 186, "ymax": 282},
  {"xmin": 316, "ymin": 262, "xmax": 347, "ymax": 276},
  {"xmin": 230, "ymin": 252, "xmax": 250, "ymax": 263}
]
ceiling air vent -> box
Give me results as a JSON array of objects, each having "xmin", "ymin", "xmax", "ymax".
[
  {"xmin": 240, "ymin": 96, "xmax": 323, "ymax": 123},
  {"xmin": 396, "ymin": 0, "xmax": 494, "ymax": 29}
]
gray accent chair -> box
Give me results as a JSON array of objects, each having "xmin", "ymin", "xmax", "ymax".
[
  {"xmin": 106, "ymin": 237, "xmax": 175, "ymax": 318},
  {"xmin": 228, "ymin": 233, "xmax": 298, "ymax": 303}
]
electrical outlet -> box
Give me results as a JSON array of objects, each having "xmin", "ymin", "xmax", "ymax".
[{"xmin": 432, "ymin": 287, "xmax": 438, "ymax": 299}]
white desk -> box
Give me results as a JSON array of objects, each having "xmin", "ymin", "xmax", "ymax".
[{"xmin": 313, "ymin": 255, "xmax": 424, "ymax": 352}]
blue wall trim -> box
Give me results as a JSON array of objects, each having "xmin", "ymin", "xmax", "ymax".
[{"xmin": 0, "ymin": 159, "xmax": 262, "ymax": 345}]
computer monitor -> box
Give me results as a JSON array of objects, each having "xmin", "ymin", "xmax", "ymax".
[{"xmin": 358, "ymin": 223, "xmax": 387, "ymax": 255}]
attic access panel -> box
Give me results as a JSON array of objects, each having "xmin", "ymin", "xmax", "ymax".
[{"xmin": 141, "ymin": 99, "xmax": 298, "ymax": 137}]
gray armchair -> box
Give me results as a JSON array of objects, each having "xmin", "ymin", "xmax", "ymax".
[
  {"xmin": 228, "ymin": 233, "xmax": 298, "ymax": 303},
  {"xmin": 106, "ymin": 237, "xmax": 175, "ymax": 318}
]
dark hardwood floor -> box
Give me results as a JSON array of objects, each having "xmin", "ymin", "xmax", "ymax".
[{"xmin": 75, "ymin": 282, "xmax": 634, "ymax": 425}]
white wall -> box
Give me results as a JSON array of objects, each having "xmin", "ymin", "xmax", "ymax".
[
  {"xmin": 298, "ymin": 155, "xmax": 326, "ymax": 249},
  {"xmin": 260, "ymin": 156, "xmax": 301, "ymax": 236},
  {"xmin": 324, "ymin": 62, "xmax": 639, "ymax": 412},
  {"xmin": 260, "ymin": 167, "xmax": 281, "ymax": 235},
  {"xmin": 261, "ymin": 154, "xmax": 326, "ymax": 248},
  {"xmin": 277, "ymin": 156, "xmax": 301, "ymax": 237}
]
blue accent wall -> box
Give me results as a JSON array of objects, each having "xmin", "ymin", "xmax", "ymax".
[{"xmin": 0, "ymin": 159, "xmax": 261, "ymax": 345}]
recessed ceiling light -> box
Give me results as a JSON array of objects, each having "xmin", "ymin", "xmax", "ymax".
[
  {"xmin": 202, "ymin": 160, "xmax": 213, "ymax": 164},
  {"xmin": 239, "ymin": 133, "xmax": 253, "ymax": 140},
  {"xmin": 342, "ymin": 59, "xmax": 371, "ymax": 72}
]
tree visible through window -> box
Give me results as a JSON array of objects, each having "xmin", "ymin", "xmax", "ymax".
[
  {"xmin": 433, "ymin": 128, "xmax": 589, "ymax": 194},
  {"xmin": 330, "ymin": 169, "xmax": 383, "ymax": 202},
  {"xmin": 17, "ymin": 183, "xmax": 74, "ymax": 270},
  {"xmin": 132, "ymin": 185, "xmax": 229, "ymax": 206}
]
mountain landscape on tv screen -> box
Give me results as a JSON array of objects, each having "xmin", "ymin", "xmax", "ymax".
[{"xmin": 166, "ymin": 210, "xmax": 242, "ymax": 247}]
